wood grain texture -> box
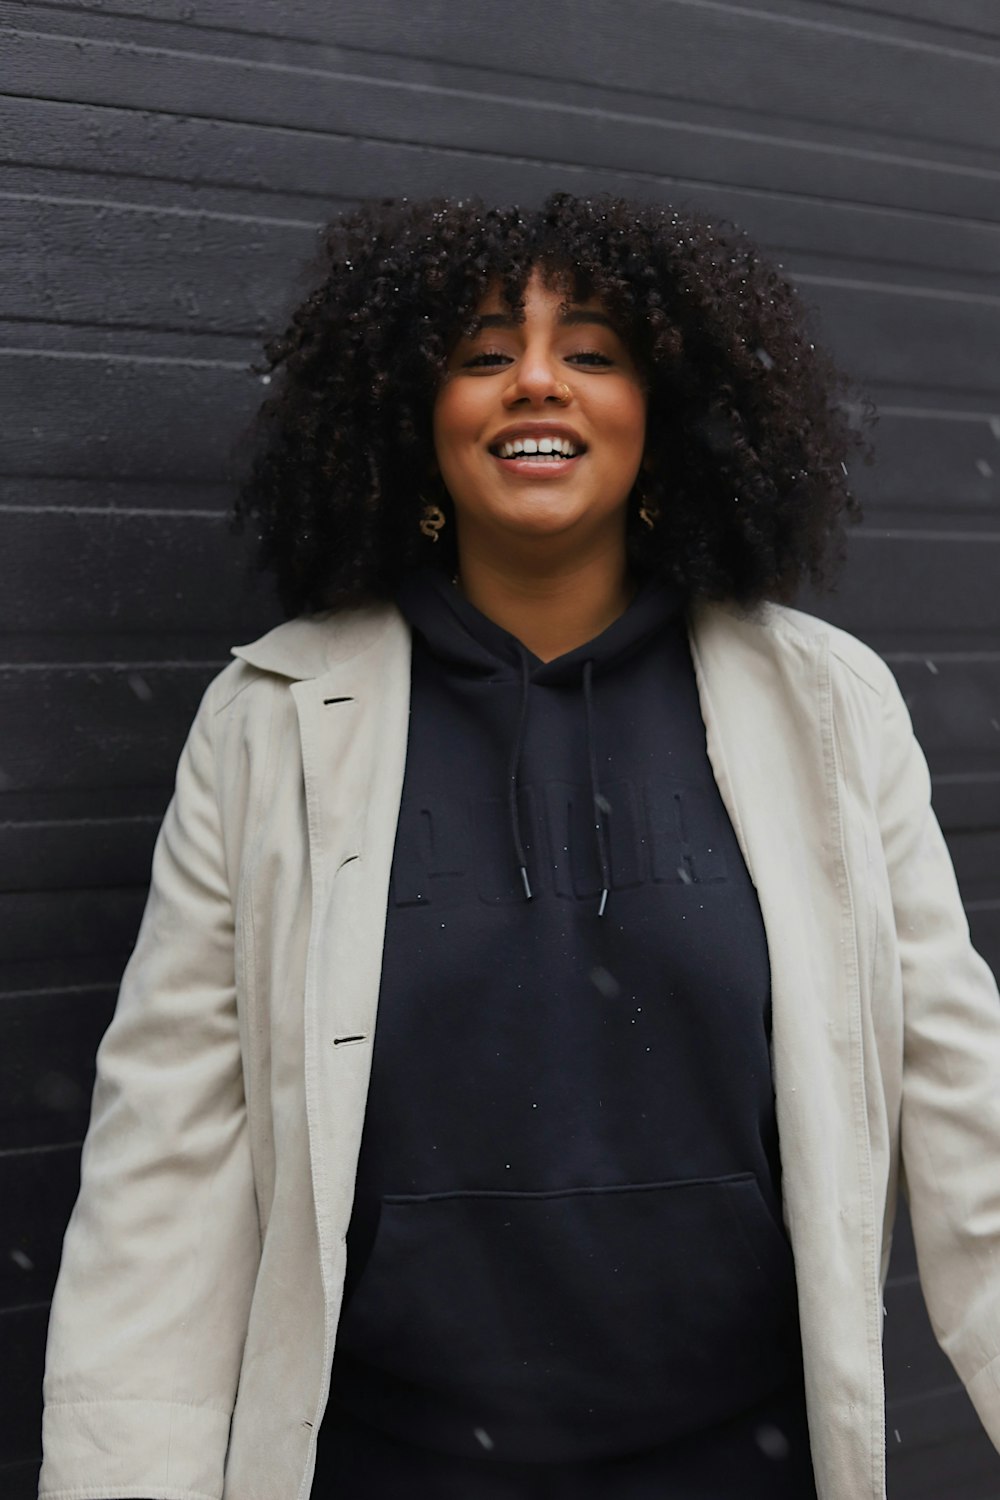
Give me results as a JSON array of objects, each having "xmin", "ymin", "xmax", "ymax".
[{"xmin": 0, "ymin": 990, "xmax": 116, "ymax": 1150}]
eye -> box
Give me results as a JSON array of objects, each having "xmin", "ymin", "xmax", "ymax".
[
  {"xmin": 567, "ymin": 349, "xmax": 614, "ymax": 366},
  {"xmin": 463, "ymin": 349, "xmax": 512, "ymax": 368}
]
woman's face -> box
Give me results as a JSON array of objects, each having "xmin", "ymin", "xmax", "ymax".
[{"xmin": 432, "ymin": 268, "xmax": 647, "ymax": 558}]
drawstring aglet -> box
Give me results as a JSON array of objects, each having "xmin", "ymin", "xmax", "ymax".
[
  {"xmin": 597, "ymin": 888, "xmax": 608, "ymax": 918},
  {"xmin": 520, "ymin": 866, "xmax": 533, "ymax": 901}
]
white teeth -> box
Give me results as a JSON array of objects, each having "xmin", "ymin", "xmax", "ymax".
[{"xmin": 497, "ymin": 435, "xmax": 580, "ymax": 458}]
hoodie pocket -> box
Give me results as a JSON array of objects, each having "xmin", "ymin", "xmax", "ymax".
[{"xmin": 334, "ymin": 1173, "xmax": 798, "ymax": 1461}]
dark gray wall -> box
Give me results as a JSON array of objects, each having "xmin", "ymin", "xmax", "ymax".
[{"xmin": 2, "ymin": 2, "xmax": 999, "ymax": 1494}]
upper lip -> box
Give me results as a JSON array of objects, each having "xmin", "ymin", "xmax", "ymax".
[{"xmin": 487, "ymin": 422, "xmax": 587, "ymax": 453}]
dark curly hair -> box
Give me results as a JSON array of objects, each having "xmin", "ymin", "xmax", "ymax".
[{"xmin": 230, "ymin": 191, "xmax": 874, "ymax": 618}]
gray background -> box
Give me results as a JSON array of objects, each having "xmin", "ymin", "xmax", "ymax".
[{"xmin": 2, "ymin": 1, "xmax": 999, "ymax": 1494}]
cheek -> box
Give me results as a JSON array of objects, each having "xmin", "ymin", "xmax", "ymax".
[
  {"xmin": 432, "ymin": 385, "xmax": 482, "ymax": 470},
  {"xmin": 600, "ymin": 389, "xmax": 647, "ymax": 460}
]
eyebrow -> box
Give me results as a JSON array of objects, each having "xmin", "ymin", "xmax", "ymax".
[{"xmin": 474, "ymin": 310, "xmax": 618, "ymax": 333}]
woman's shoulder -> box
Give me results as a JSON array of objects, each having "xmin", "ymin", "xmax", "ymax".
[{"xmin": 698, "ymin": 595, "xmax": 895, "ymax": 703}]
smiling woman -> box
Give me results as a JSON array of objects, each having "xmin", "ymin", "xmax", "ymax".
[
  {"xmin": 39, "ymin": 192, "xmax": 1000, "ymax": 1500},
  {"xmin": 432, "ymin": 270, "xmax": 649, "ymax": 660},
  {"xmin": 229, "ymin": 192, "xmax": 870, "ymax": 620}
]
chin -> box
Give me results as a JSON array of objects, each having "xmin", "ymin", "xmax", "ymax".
[{"xmin": 494, "ymin": 498, "xmax": 593, "ymax": 534}]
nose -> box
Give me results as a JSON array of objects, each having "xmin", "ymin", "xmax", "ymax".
[{"xmin": 502, "ymin": 343, "xmax": 571, "ymax": 408}]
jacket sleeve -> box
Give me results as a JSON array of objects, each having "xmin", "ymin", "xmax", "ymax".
[
  {"xmin": 39, "ymin": 670, "xmax": 261, "ymax": 1500},
  {"xmin": 880, "ymin": 667, "xmax": 1000, "ymax": 1446}
]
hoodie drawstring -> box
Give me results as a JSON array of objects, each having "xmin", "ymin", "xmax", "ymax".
[
  {"xmin": 583, "ymin": 659, "xmax": 611, "ymax": 918},
  {"xmin": 508, "ymin": 654, "xmax": 610, "ymax": 917},
  {"xmin": 508, "ymin": 653, "xmax": 533, "ymax": 900}
]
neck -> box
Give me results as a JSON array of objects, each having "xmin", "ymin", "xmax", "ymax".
[{"xmin": 454, "ymin": 542, "xmax": 634, "ymax": 663}]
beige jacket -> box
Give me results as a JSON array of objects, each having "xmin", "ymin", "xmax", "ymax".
[{"xmin": 40, "ymin": 595, "xmax": 1000, "ymax": 1500}]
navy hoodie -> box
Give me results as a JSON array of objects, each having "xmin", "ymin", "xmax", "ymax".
[{"xmin": 319, "ymin": 568, "xmax": 812, "ymax": 1493}]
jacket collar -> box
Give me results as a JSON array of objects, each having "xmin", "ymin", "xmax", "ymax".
[
  {"xmin": 230, "ymin": 601, "xmax": 401, "ymax": 681},
  {"xmin": 230, "ymin": 595, "xmax": 791, "ymax": 682}
]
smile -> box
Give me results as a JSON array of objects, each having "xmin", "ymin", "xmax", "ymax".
[
  {"xmin": 489, "ymin": 449, "xmax": 583, "ymax": 476},
  {"xmin": 487, "ymin": 427, "xmax": 587, "ymax": 472},
  {"xmin": 493, "ymin": 436, "xmax": 582, "ymax": 459}
]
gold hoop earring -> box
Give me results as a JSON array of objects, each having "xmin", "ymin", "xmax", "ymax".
[
  {"xmin": 636, "ymin": 477, "xmax": 659, "ymax": 531},
  {"xmin": 419, "ymin": 500, "xmax": 446, "ymax": 542}
]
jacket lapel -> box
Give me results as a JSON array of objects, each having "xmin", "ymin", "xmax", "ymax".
[
  {"xmin": 688, "ymin": 599, "xmax": 882, "ymax": 1498},
  {"xmin": 233, "ymin": 606, "xmax": 413, "ymax": 1303}
]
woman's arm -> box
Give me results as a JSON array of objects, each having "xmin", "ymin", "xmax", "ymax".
[
  {"xmin": 39, "ymin": 668, "xmax": 261, "ymax": 1500},
  {"xmin": 881, "ymin": 670, "xmax": 1000, "ymax": 1447}
]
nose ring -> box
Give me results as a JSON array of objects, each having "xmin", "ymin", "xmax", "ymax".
[{"xmin": 554, "ymin": 382, "xmax": 572, "ymax": 404}]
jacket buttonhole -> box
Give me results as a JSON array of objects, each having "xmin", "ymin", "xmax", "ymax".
[
  {"xmin": 323, "ymin": 696, "xmax": 353, "ymax": 705},
  {"xmin": 333, "ymin": 1033, "xmax": 367, "ymax": 1047},
  {"xmin": 302, "ymin": 1419, "xmax": 314, "ymax": 1429}
]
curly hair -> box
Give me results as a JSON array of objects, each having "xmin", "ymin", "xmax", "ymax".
[{"xmin": 230, "ymin": 191, "xmax": 874, "ymax": 618}]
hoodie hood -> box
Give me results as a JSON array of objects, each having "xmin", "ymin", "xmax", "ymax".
[{"xmin": 395, "ymin": 567, "xmax": 685, "ymax": 914}]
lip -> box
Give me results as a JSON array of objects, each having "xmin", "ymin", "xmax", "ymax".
[
  {"xmin": 489, "ymin": 452, "xmax": 581, "ymax": 479},
  {"xmin": 487, "ymin": 421, "xmax": 588, "ymax": 455}
]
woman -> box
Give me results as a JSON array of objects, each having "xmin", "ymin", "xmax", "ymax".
[{"xmin": 40, "ymin": 193, "xmax": 1000, "ymax": 1500}]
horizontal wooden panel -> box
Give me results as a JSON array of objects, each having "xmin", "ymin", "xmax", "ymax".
[
  {"xmin": 3, "ymin": 511, "xmax": 271, "ymax": 633},
  {"xmin": 948, "ymin": 830, "xmax": 1000, "ymax": 905},
  {"xmin": 0, "ymin": 195, "xmax": 316, "ymax": 336},
  {"xmin": 0, "ymin": 157, "xmax": 341, "ymax": 226},
  {"xmin": 878, "ymin": 657, "xmax": 1000, "ymax": 767},
  {"xmin": 0, "ymin": 889, "xmax": 145, "ymax": 967},
  {"xmin": 4, "ymin": 189, "xmax": 999, "ymax": 344},
  {"xmin": 0, "ymin": 1457, "xmax": 42, "ymax": 1500},
  {"xmin": 3, "ymin": 23, "xmax": 999, "ymax": 230},
  {"xmin": 0, "ymin": 476, "xmax": 232, "ymax": 514},
  {"xmin": 931, "ymin": 774, "xmax": 1000, "ymax": 833},
  {"xmin": 0, "ymin": 1304, "xmax": 46, "ymax": 1460},
  {"xmin": 840, "ymin": 0, "xmax": 1000, "ymax": 36},
  {"xmin": 6, "ymin": 100, "xmax": 994, "ymax": 245},
  {"xmin": 0, "ymin": 987, "xmax": 114, "ymax": 1149},
  {"xmin": 967, "ymin": 910, "xmax": 1000, "ymax": 983},
  {"xmin": 0, "ymin": 662, "xmax": 217, "ymax": 791},
  {"xmin": 0, "ymin": 350, "xmax": 260, "ymax": 480},
  {"xmin": 855, "ymin": 412, "xmax": 1000, "ymax": 511},
  {"xmin": 10, "ymin": 0, "xmax": 1000, "ymax": 157},
  {"xmin": 26, "ymin": 0, "xmax": 1000, "ymax": 44},
  {"xmin": 0, "ymin": 814, "xmax": 161, "ymax": 893},
  {"xmin": 803, "ymin": 279, "xmax": 1000, "ymax": 393},
  {"xmin": 819, "ymin": 537, "xmax": 1000, "ymax": 642},
  {"xmin": 4, "ymin": 93, "xmax": 1000, "ymax": 280},
  {"xmin": 1, "ymin": 1145, "xmax": 81, "ymax": 1308},
  {"xmin": 0, "ymin": 984, "xmax": 109, "ymax": 1146}
]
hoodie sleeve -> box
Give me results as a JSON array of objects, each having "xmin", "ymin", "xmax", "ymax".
[
  {"xmin": 39, "ymin": 668, "xmax": 260, "ymax": 1500},
  {"xmin": 879, "ymin": 666, "xmax": 1000, "ymax": 1446}
]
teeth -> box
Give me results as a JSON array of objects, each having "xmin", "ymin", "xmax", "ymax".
[{"xmin": 497, "ymin": 436, "xmax": 580, "ymax": 458}]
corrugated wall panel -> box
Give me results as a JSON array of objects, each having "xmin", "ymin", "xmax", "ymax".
[{"xmin": 2, "ymin": 0, "xmax": 998, "ymax": 1491}]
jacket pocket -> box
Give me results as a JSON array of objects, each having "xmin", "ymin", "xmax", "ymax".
[{"xmin": 333, "ymin": 1173, "xmax": 799, "ymax": 1461}]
